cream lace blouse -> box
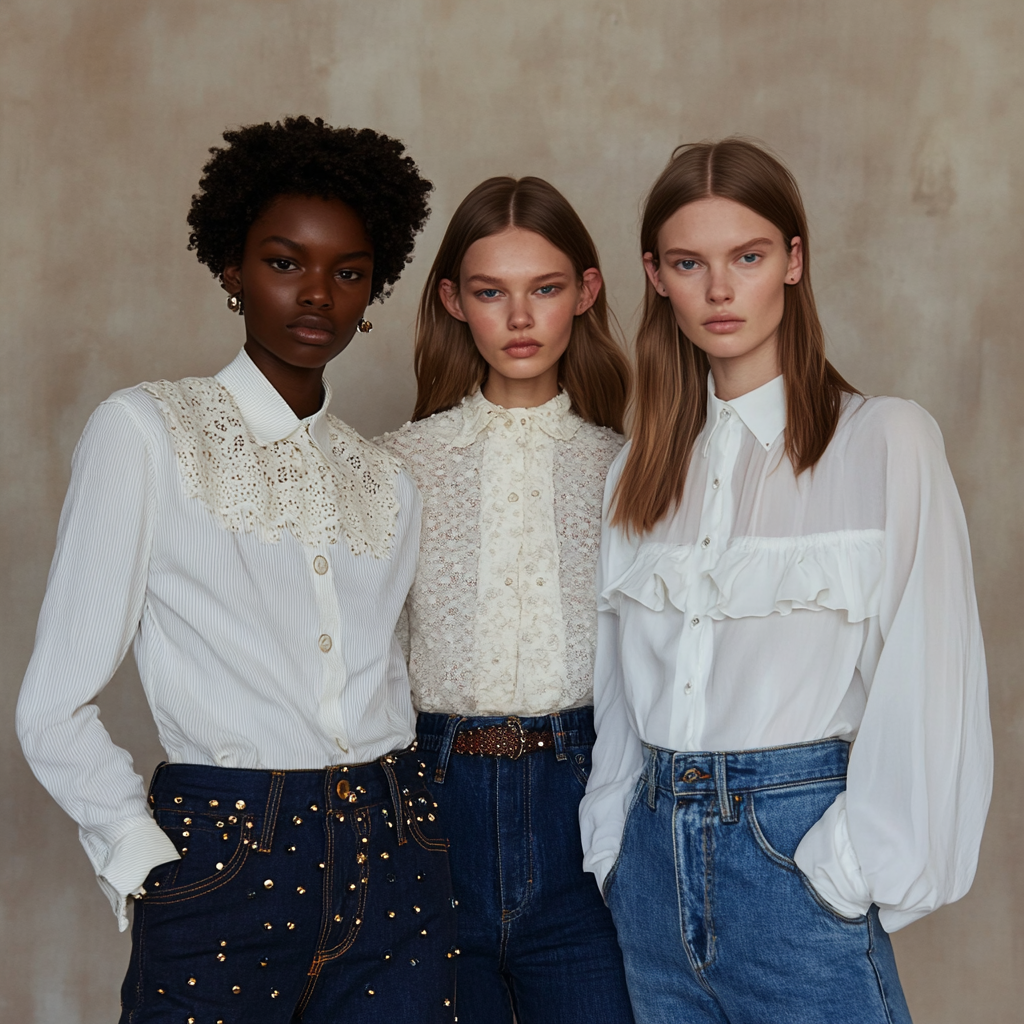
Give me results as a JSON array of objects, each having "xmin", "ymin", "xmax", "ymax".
[{"xmin": 379, "ymin": 390, "xmax": 624, "ymax": 717}]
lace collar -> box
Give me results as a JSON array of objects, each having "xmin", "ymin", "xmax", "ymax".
[
  {"xmin": 142, "ymin": 349, "xmax": 401, "ymax": 557},
  {"xmin": 450, "ymin": 389, "xmax": 583, "ymax": 448}
]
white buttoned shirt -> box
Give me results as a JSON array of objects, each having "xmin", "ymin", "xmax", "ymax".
[
  {"xmin": 17, "ymin": 349, "xmax": 420, "ymax": 928},
  {"xmin": 579, "ymin": 373, "xmax": 991, "ymax": 933},
  {"xmin": 379, "ymin": 390, "xmax": 624, "ymax": 716}
]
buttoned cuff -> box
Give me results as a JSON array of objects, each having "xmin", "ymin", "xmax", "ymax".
[
  {"xmin": 99, "ymin": 817, "xmax": 181, "ymax": 931},
  {"xmin": 794, "ymin": 792, "xmax": 873, "ymax": 920}
]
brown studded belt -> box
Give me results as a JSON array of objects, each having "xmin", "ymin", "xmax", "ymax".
[{"xmin": 452, "ymin": 717, "xmax": 554, "ymax": 760}]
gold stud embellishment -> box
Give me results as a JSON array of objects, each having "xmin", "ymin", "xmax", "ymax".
[
  {"xmin": 264, "ymin": 879, "xmax": 274, "ymax": 889},
  {"xmin": 235, "ymin": 800, "xmax": 246, "ymax": 810}
]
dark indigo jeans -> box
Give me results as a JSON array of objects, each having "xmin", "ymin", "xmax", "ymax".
[
  {"xmin": 417, "ymin": 707, "xmax": 635, "ymax": 1024},
  {"xmin": 605, "ymin": 739, "xmax": 913, "ymax": 1024},
  {"xmin": 120, "ymin": 751, "xmax": 456, "ymax": 1023}
]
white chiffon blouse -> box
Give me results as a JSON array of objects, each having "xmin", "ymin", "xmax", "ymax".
[{"xmin": 579, "ymin": 373, "xmax": 991, "ymax": 933}]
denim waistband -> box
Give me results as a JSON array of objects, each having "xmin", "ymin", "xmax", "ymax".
[
  {"xmin": 640, "ymin": 738, "xmax": 849, "ymax": 823},
  {"xmin": 148, "ymin": 749, "xmax": 427, "ymax": 853},
  {"xmin": 416, "ymin": 706, "xmax": 595, "ymax": 784}
]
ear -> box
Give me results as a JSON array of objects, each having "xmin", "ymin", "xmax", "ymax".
[
  {"xmin": 642, "ymin": 252, "xmax": 668, "ymax": 296},
  {"xmin": 221, "ymin": 265, "xmax": 242, "ymax": 295},
  {"xmin": 785, "ymin": 236, "xmax": 804, "ymax": 286},
  {"xmin": 575, "ymin": 267, "xmax": 603, "ymax": 316},
  {"xmin": 438, "ymin": 279, "xmax": 468, "ymax": 322}
]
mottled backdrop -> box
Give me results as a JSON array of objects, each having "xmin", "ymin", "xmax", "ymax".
[{"xmin": 2, "ymin": 1, "xmax": 1021, "ymax": 1020}]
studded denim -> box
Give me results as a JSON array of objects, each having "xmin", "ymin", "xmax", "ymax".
[
  {"xmin": 119, "ymin": 751, "xmax": 456, "ymax": 1023},
  {"xmin": 417, "ymin": 707, "xmax": 635, "ymax": 1024},
  {"xmin": 604, "ymin": 739, "xmax": 913, "ymax": 1024}
]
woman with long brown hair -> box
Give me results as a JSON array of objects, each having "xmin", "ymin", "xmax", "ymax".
[
  {"xmin": 579, "ymin": 139, "xmax": 991, "ymax": 1022},
  {"xmin": 378, "ymin": 177, "xmax": 634, "ymax": 1023}
]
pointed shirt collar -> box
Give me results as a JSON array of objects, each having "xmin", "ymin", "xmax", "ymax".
[
  {"xmin": 451, "ymin": 389, "xmax": 582, "ymax": 448},
  {"xmin": 707, "ymin": 372, "xmax": 786, "ymax": 451},
  {"xmin": 215, "ymin": 348, "xmax": 333, "ymax": 451}
]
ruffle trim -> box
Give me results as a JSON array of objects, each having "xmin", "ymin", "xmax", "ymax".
[
  {"xmin": 601, "ymin": 529, "xmax": 885, "ymax": 623},
  {"xmin": 143, "ymin": 377, "xmax": 401, "ymax": 557}
]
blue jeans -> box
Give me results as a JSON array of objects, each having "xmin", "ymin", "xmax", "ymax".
[
  {"xmin": 417, "ymin": 708, "xmax": 635, "ymax": 1024},
  {"xmin": 605, "ymin": 739, "xmax": 912, "ymax": 1024},
  {"xmin": 120, "ymin": 752, "xmax": 456, "ymax": 1023}
]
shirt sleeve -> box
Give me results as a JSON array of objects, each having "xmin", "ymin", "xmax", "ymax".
[
  {"xmin": 16, "ymin": 397, "xmax": 180, "ymax": 930},
  {"xmin": 579, "ymin": 448, "xmax": 646, "ymax": 892},
  {"xmin": 795, "ymin": 400, "xmax": 992, "ymax": 932}
]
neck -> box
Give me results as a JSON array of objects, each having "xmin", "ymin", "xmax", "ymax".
[
  {"xmin": 708, "ymin": 337, "xmax": 781, "ymax": 401},
  {"xmin": 244, "ymin": 340, "xmax": 325, "ymax": 419},
  {"xmin": 482, "ymin": 366, "xmax": 560, "ymax": 409}
]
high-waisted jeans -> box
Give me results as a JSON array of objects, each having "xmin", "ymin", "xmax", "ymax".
[
  {"xmin": 604, "ymin": 738, "xmax": 912, "ymax": 1024},
  {"xmin": 417, "ymin": 707, "xmax": 635, "ymax": 1024},
  {"xmin": 120, "ymin": 751, "xmax": 457, "ymax": 1023}
]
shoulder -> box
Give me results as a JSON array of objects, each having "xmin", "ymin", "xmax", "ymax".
[
  {"xmin": 837, "ymin": 393, "xmax": 945, "ymax": 458},
  {"xmin": 566, "ymin": 422, "xmax": 627, "ymax": 467},
  {"xmin": 80, "ymin": 381, "xmax": 184, "ymax": 449},
  {"xmin": 375, "ymin": 407, "xmax": 465, "ymax": 466}
]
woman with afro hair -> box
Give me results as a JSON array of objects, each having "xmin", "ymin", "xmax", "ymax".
[{"xmin": 18, "ymin": 116, "xmax": 459, "ymax": 1023}]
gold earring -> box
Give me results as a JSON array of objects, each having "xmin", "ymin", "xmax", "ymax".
[
  {"xmin": 357, "ymin": 318, "xmax": 373, "ymax": 333},
  {"xmin": 227, "ymin": 293, "xmax": 243, "ymax": 314}
]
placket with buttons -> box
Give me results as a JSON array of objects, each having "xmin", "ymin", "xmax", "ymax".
[{"xmin": 670, "ymin": 405, "xmax": 740, "ymax": 747}]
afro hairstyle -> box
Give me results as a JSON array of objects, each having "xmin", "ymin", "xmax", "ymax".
[{"xmin": 187, "ymin": 116, "xmax": 432, "ymax": 302}]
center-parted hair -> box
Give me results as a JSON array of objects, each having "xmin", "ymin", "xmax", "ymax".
[
  {"xmin": 413, "ymin": 176, "xmax": 631, "ymax": 431},
  {"xmin": 612, "ymin": 138, "xmax": 858, "ymax": 534}
]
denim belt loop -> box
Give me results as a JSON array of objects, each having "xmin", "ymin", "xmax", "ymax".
[
  {"xmin": 714, "ymin": 753, "xmax": 738, "ymax": 823},
  {"xmin": 380, "ymin": 757, "xmax": 408, "ymax": 846},
  {"xmin": 432, "ymin": 715, "xmax": 467, "ymax": 785},
  {"xmin": 646, "ymin": 745, "xmax": 658, "ymax": 811},
  {"xmin": 549, "ymin": 711, "xmax": 568, "ymax": 761},
  {"xmin": 257, "ymin": 771, "xmax": 286, "ymax": 853}
]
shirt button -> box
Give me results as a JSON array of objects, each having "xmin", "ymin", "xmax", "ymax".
[
  {"xmin": 720, "ymin": 409, "xmax": 731, "ymax": 419},
  {"xmin": 536, "ymin": 578, "xmax": 545, "ymax": 586},
  {"xmin": 318, "ymin": 634, "xmax": 333, "ymax": 653},
  {"xmin": 520, "ymin": 418, "xmax": 526, "ymax": 425},
  {"xmin": 313, "ymin": 556, "xmax": 328, "ymax": 575},
  {"xmin": 684, "ymin": 681, "xmax": 694, "ymax": 694},
  {"xmin": 701, "ymin": 536, "xmax": 711, "ymax": 548},
  {"xmin": 691, "ymin": 617, "xmax": 700, "ymax": 627},
  {"xmin": 508, "ymin": 493, "xmax": 519, "ymax": 502},
  {"xmin": 531, "ymin": 489, "xmax": 540, "ymax": 497},
  {"xmin": 712, "ymin": 478, "xmax": 721, "ymax": 490},
  {"xmin": 505, "ymin": 578, "xmax": 514, "ymax": 587}
]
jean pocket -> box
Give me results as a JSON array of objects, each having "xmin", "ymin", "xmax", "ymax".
[
  {"xmin": 746, "ymin": 785, "xmax": 865, "ymax": 924},
  {"xmin": 142, "ymin": 811, "xmax": 254, "ymax": 905},
  {"xmin": 404, "ymin": 787, "xmax": 449, "ymax": 854},
  {"xmin": 568, "ymin": 748, "xmax": 592, "ymax": 789}
]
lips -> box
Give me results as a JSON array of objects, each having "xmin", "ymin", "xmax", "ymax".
[
  {"xmin": 287, "ymin": 314, "xmax": 336, "ymax": 344},
  {"xmin": 503, "ymin": 338, "xmax": 541, "ymax": 358},
  {"xmin": 703, "ymin": 314, "xmax": 745, "ymax": 334}
]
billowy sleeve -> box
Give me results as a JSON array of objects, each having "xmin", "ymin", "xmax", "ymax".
[
  {"xmin": 795, "ymin": 399, "xmax": 992, "ymax": 932},
  {"xmin": 16, "ymin": 397, "xmax": 179, "ymax": 930},
  {"xmin": 579, "ymin": 446, "xmax": 646, "ymax": 892}
]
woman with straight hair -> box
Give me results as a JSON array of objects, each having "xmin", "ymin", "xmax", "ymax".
[
  {"xmin": 580, "ymin": 139, "xmax": 991, "ymax": 1023},
  {"xmin": 378, "ymin": 176, "xmax": 635, "ymax": 1024}
]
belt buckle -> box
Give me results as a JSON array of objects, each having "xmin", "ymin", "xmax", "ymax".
[{"xmin": 505, "ymin": 717, "xmax": 525, "ymax": 760}]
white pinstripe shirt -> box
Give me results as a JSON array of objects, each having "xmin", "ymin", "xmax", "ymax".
[{"xmin": 17, "ymin": 350, "xmax": 420, "ymax": 928}]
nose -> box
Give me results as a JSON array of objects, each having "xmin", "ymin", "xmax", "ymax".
[
  {"xmin": 706, "ymin": 266, "xmax": 734, "ymax": 306},
  {"xmin": 298, "ymin": 269, "xmax": 333, "ymax": 308},
  {"xmin": 507, "ymin": 296, "xmax": 533, "ymax": 331}
]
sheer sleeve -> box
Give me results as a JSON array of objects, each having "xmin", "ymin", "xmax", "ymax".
[{"xmin": 795, "ymin": 399, "xmax": 992, "ymax": 932}]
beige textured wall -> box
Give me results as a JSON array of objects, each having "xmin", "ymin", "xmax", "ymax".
[{"xmin": 2, "ymin": 1, "xmax": 1021, "ymax": 1020}]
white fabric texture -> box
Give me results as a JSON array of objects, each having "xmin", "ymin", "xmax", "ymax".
[
  {"xmin": 378, "ymin": 390, "xmax": 624, "ymax": 716},
  {"xmin": 17, "ymin": 349, "xmax": 420, "ymax": 929},
  {"xmin": 579, "ymin": 372, "xmax": 992, "ymax": 933}
]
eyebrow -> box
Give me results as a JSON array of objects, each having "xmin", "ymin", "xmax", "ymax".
[
  {"xmin": 257, "ymin": 235, "xmax": 372, "ymax": 261},
  {"xmin": 663, "ymin": 237, "xmax": 776, "ymax": 259},
  {"xmin": 464, "ymin": 271, "xmax": 569, "ymax": 285}
]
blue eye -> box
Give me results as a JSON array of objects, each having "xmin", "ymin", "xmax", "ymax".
[
  {"xmin": 740, "ymin": 253, "xmax": 759, "ymax": 264},
  {"xmin": 479, "ymin": 289, "xmax": 501, "ymax": 299},
  {"xmin": 537, "ymin": 285, "xmax": 556, "ymax": 295},
  {"xmin": 678, "ymin": 259, "xmax": 699, "ymax": 271}
]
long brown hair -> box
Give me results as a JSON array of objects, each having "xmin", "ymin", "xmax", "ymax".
[
  {"xmin": 612, "ymin": 138, "xmax": 858, "ymax": 534},
  {"xmin": 413, "ymin": 176, "xmax": 630, "ymax": 431}
]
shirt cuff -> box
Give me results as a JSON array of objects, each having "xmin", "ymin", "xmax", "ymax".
[
  {"xmin": 99, "ymin": 818, "xmax": 181, "ymax": 931},
  {"xmin": 793, "ymin": 792, "xmax": 872, "ymax": 920}
]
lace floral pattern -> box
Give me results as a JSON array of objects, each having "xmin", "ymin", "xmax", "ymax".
[
  {"xmin": 143, "ymin": 377, "xmax": 400, "ymax": 557},
  {"xmin": 378, "ymin": 391, "xmax": 624, "ymax": 716}
]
